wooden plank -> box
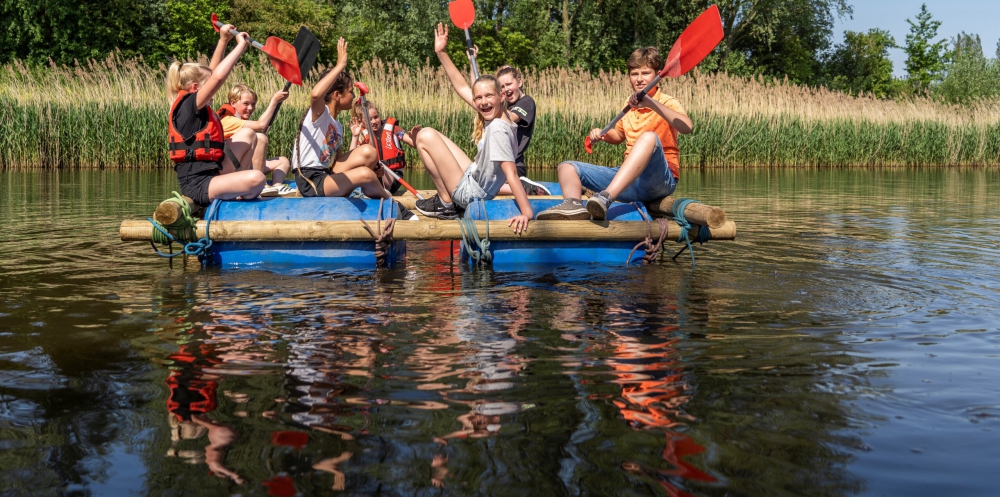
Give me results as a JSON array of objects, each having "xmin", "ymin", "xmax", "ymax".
[{"xmin": 120, "ymin": 219, "xmax": 736, "ymax": 242}]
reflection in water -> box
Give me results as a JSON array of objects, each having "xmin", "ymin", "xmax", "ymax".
[{"xmin": 2, "ymin": 169, "xmax": 999, "ymax": 495}]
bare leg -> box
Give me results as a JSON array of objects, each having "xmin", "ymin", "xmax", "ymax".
[
  {"xmin": 557, "ymin": 162, "xmax": 584, "ymax": 199},
  {"xmin": 251, "ymin": 132, "xmax": 270, "ymax": 171},
  {"xmin": 263, "ymin": 157, "xmax": 290, "ymax": 184},
  {"xmin": 222, "ymin": 128, "xmax": 256, "ymax": 174},
  {"xmin": 208, "ymin": 170, "xmax": 267, "ymax": 200},
  {"xmin": 414, "ymin": 128, "xmax": 471, "ymax": 204},
  {"xmin": 332, "ymin": 144, "xmax": 378, "ymax": 174},
  {"xmin": 602, "ymin": 131, "xmax": 658, "ymax": 199},
  {"xmin": 321, "ymin": 168, "xmax": 389, "ymax": 199}
]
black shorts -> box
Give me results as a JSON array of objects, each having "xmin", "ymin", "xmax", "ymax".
[
  {"xmin": 516, "ymin": 161, "xmax": 527, "ymax": 178},
  {"xmin": 177, "ymin": 169, "xmax": 220, "ymax": 207},
  {"xmin": 295, "ymin": 168, "xmax": 330, "ymax": 197}
]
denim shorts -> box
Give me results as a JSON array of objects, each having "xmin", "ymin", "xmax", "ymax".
[
  {"xmin": 451, "ymin": 166, "xmax": 489, "ymax": 209},
  {"xmin": 563, "ymin": 135, "xmax": 677, "ymax": 203}
]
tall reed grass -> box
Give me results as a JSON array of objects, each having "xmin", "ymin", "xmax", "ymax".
[{"xmin": 3, "ymin": 52, "xmax": 1000, "ymax": 169}]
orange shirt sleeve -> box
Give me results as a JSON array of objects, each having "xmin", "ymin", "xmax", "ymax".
[{"xmin": 220, "ymin": 116, "xmax": 246, "ymax": 140}]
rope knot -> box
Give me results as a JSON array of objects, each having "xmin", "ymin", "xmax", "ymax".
[{"xmin": 359, "ymin": 198, "xmax": 397, "ymax": 268}]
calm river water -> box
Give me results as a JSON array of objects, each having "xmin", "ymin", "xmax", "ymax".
[{"xmin": 0, "ymin": 168, "xmax": 998, "ymax": 496}]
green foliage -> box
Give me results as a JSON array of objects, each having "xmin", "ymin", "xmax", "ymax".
[
  {"xmin": 156, "ymin": 0, "xmax": 231, "ymax": 61},
  {"xmin": 824, "ymin": 29, "xmax": 897, "ymax": 98},
  {"xmin": 935, "ymin": 32, "xmax": 1000, "ymax": 105},
  {"xmin": 903, "ymin": 3, "xmax": 948, "ymax": 92}
]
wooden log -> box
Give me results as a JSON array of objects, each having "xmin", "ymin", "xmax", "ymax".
[
  {"xmin": 644, "ymin": 196, "xmax": 727, "ymax": 229},
  {"xmin": 152, "ymin": 195, "xmax": 201, "ymax": 227},
  {"xmin": 120, "ymin": 219, "xmax": 736, "ymax": 242},
  {"xmin": 397, "ymin": 192, "xmax": 727, "ymax": 229}
]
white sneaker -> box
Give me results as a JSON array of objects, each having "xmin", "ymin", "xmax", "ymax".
[
  {"xmin": 259, "ymin": 184, "xmax": 282, "ymax": 197},
  {"xmin": 276, "ymin": 184, "xmax": 297, "ymax": 197},
  {"xmin": 519, "ymin": 177, "xmax": 552, "ymax": 196}
]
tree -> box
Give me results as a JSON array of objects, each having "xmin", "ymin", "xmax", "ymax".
[
  {"xmin": 936, "ymin": 32, "xmax": 1000, "ymax": 104},
  {"xmin": 824, "ymin": 29, "xmax": 896, "ymax": 98},
  {"xmin": 903, "ymin": 3, "xmax": 948, "ymax": 92},
  {"xmin": 715, "ymin": 0, "xmax": 852, "ymax": 84}
]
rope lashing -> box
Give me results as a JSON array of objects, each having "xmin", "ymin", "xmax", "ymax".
[
  {"xmin": 359, "ymin": 198, "xmax": 396, "ymax": 268},
  {"xmin": 670, "ymin": 198, "xmax": 711, "ymax": 269},
  {"xmin": 146, "ymin": 195, "xmax": 218, "ymax": 265},
  {"xmin": 628, "ymin": 216, "xmax": 671, "ymax": 265},
  {"xmin": 458, "ymin": 199, "xmax": 492, "ymax": 265}
]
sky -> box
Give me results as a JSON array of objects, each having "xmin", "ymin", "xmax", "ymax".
[{"xmin": 833, "ymin": 0, "xmax": 1000, "ymax": 76}]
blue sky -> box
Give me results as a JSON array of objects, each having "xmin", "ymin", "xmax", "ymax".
[{"xmin": 833, "ymin": 0, "xmax": 1000, "ymax": 76}]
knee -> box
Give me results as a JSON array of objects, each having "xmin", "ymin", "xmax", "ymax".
[
  {"xmin": 276, "ymin": 156, "xmax": 290, "ymax": 171},
  {"xmin": 256, "ymin": 133, "xmax": 268, "ymax": 147},
  {"xmin": 357, "ymin": 144, "xmax": 378, "ymax": 163},
  {"xmin": 358, "ymin": 168, "xmax": 378, "ymax": 183},
  {"xmin": 415, "ymin": 127, "xmax": 438, "ymax": 146},
  {"xmin": 637, "ymin": 131, "xmax": 658, "ymax": 145},
  {"xmin": 233, "ymin": 127, "xmax": 256, "ymax": 145},
  {"xmin": 246, "ymin": 170, "xmax": 266, "ymax": 188},
  {"xmin": 557, "ymin": 162, "xmax": 576, "ymax": 174}
]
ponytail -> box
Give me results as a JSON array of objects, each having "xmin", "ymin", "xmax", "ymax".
[
  {"xmin": 471, "ymin": 75, "xmax": 507, "ymax": 143},
  {"xmin": 165, "ymin": 60, "xmax": 211, "ymax": 99}
]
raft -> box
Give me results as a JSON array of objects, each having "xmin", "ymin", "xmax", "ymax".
[{"xmin": 121, "ymin": 185, "xmax": 735, "ymax": 268}]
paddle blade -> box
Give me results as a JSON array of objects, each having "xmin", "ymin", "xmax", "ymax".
[
  {"xmin": 291, "ymin": 26, "xmax": 321, "ymax": 82},
  {"xmin": 262, "ymin": 36, "xmax": 302, "ymax": 86},
  {"xmin": 662, "ymin": 5, "xmax": 724, "ymax": 78},
  {"xmin": 449, "ymin": 0, "xmax": 475, "ymax": 30},
  {"xmin": 211, "ymin": 13, "xmax": 220, "ymax": 32},
  {"xmin": 584, "ymin": 136, "xmax": 593, "ymax": 154}
]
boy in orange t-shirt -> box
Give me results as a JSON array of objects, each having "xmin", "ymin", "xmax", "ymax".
[{"xmin": 537, "ymin": 47, "xmax": 693, "ymax": 220}]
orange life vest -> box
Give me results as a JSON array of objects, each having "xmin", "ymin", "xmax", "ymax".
[
  {"xmin": 168, "ymin": 90, "xmax": 225, "ymax": 163},
  {"xmin": 361, "ymin": 117, "xmax": 406, "ymax": 170},
  {"xmin": 217, "ymin": 103, "xmax": 238, "ymax": 119}
]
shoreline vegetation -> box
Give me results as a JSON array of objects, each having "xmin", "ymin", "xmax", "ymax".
[{"xmin": 3, "ymin": 54, "xmax": 1000, "ymax": 170}]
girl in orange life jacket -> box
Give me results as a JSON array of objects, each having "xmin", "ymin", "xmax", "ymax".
[
  {"xmin": 348, "ymin": 100, "xmax": 421, "ymax": 193},
  {"xmin": 166, "ymin": 24, "xmax": 266, "ymax": 206},
  {"xmin": 292, "ymin": 38, "xmax": 387, "ymax": 198},
  {"xmin": 411, "ymin": 23, "xmax": 532, "ymax": 233},
  {"xmin": 218, "ymin": 84, "xmax": 292, "ymax": 196}
]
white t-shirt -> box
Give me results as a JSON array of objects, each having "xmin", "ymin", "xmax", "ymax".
[
  {"xmin": 467, "ymin": 118, "xmax": 518, "ymax": 197},
  {"xmin": 293, "ymin": 107, "xmax": 343, "ymax": 170}
]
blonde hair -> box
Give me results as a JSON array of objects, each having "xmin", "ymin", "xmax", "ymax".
[
  {"xmin": 165, "ymin": 61, "xmax": 211, "ymax": 99},
  {"xmin": 351, "ymin": 98, "xmax": 379, "ymax": 123},
  {"xmin": 471, "ymin": 75, "xmax": 508, "ymax": 143},
  {"xmin": 227, "ymin": 84, "xmax": 257, "ymax": 104}
]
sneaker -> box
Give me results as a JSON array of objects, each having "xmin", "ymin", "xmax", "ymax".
[
  {"xmin": 276, "ymin": 184, "xmax": 298, "ymax": 197},
  {"xmin": 519, "ymin": 177, "xmax": 552, "ymax": 196},
  {"xmin": 536, "ymin": 199, "xmax": 590, "ymax": 220},
  {"xmin": 259, "ymin": 184, "xmax": 282, "ymax": 197},
  {"xmin": 586, "ymin": 191, "xmax": 613, "ymax": 220},
  {"xmin": 414, "ymin": 195, "xmax": 459, "ymax": 220},
  {"xmin": 399, "ymin": 205, "xmax": 419, "ymax": 221}
]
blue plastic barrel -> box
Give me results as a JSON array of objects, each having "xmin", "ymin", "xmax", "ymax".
[
  {"xmin": 461, "ymin": 199, "xmax": 649, "ymax": 266},
  {"xmin": 208, "ymin": 197, "xmax": 404, "ymax": 267}
]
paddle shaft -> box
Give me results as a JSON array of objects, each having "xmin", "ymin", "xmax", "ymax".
[
  {"xmin": 464, "ymin": 28, "xmax": 480, "ymax": 80},
  {"xmin": 212, "ymin": 21, "xmax": 267, "ymax": 51},
  {"xmin": 357, "ymin": 93, "xmax": 424, "ymax": 200},
  {"xmin": 262, "ymin": 81, "xmax": 292, "ymax": 133}
]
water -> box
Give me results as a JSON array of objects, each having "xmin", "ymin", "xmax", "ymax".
[{"xmin": 0, "ymin": 168, "xmax": 998, "ymax": 496}]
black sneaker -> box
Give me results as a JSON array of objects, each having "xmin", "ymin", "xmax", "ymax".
[
  {"xmin": 586, "ymin": 191, "xmax": 613, "ymax": 220},
  {"xmin": 398, "ymin": 205, "xmax": 419, "ymax": 221},
  {"xmin": 519, "ymin": 177, "xmax": 552, "ymax": 196},
  {"xmin": 536, "ymin": 199, "xmax": 590, "ymax": 220},
  {"xmin": 414, "ymin": 195, "xmax": 459, "ymax": 220}
]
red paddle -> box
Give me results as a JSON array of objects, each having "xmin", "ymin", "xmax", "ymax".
[
  {"xmin": 211, "ymin": 13, "xmax": 302, "ymax": 86},
  {"xmin": 354, "ymin": 82, "xmax": 425, "ymax": 200},
  {"xmin": 585, "ymin": 5, "xmax": 723, "ymax": 153},
  {"xmin": 448, "ymin": 0, "xmax": 480, "ymax": 79}
]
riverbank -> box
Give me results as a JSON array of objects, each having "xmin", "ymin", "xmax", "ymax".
[{"xmin": 3, "ymin": 54, "xmax": 999, "ymax": 169}]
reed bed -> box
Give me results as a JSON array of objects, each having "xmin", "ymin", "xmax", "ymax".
[{"xmin": 3, "ymin": 52, "xmax": 1000, "ymax": 169}]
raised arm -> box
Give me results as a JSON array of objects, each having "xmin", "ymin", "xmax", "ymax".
[
  {"xmin": 310, "ymin": 38, "xmax": 348, "ymax": 120},
  {"xmin": 209, "ymin": 25, "xmax": 235, "ymax": 71},
  {"xmin": 632, "ymin": 93, "xmax": 693, "ymax": 134},
  {"xmin": 197, "ymin": 32, "xmax": 248, "ymax": 110},
  {"xmin": 242, "ymin": 90, "xmax": 289, "ymax": 131},
  {"xmin": 434, "ymin": 23, "xmax": 475, "ymax": 109}
]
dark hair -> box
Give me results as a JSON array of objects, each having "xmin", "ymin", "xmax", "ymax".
[
  {"xmin": 316, "ymin": 69, "xmax": 355, "ymax": 103},
  {"xmin": 626, "ymin": 47, "xmax": 663, "ymax": 72},
  {"xmin": 496, "ymin": 65, "xmax": 522, "ymax": 81}
]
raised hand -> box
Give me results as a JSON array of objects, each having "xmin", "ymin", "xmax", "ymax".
[
  {"xmin": 271, "ymin": 90, "xmax": 289, "ymax": 105},
  {"xmin": 349, "ymin": 118, "xmax": 364, "ymax": 137},
  {"xmin": 219, "ymin": 24, "xmax": 236, "ymax": 43},
  {"xmin": 335, "ymin": 38, "xmax": 348, "ymax": 68},
  {"xmin": 434, "ymin": 23, "xmax": 449, "ymax": 53},
  {"xmin": 588, "ymin": 128, "xmax": 605, "ymax": 143}
]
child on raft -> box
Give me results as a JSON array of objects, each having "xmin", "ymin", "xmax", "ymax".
[
  {"xmin": 412, "ymin": 23, "xmax": 532, "ymax": 233},
  {"xmin": 217, "ymin": 84, "xmax": 292, "ymax": 196},
  {"xmin": 348, "ymin": 100, "xmax": 420, "ymax": 194},
  {"xmin": 536, "ymin": 46, "xmax": 692, "ymax": 221},
  {"xmin": 166, "ymin": 24, "xmax": 266, "ymax": 206},
  {"xmin": 293, "ymin": 38, "xmax": 388, "ymax": 199},
  {"xmin": 466, "ymin": 47, "xmax": 548, "ymax": 196}
]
